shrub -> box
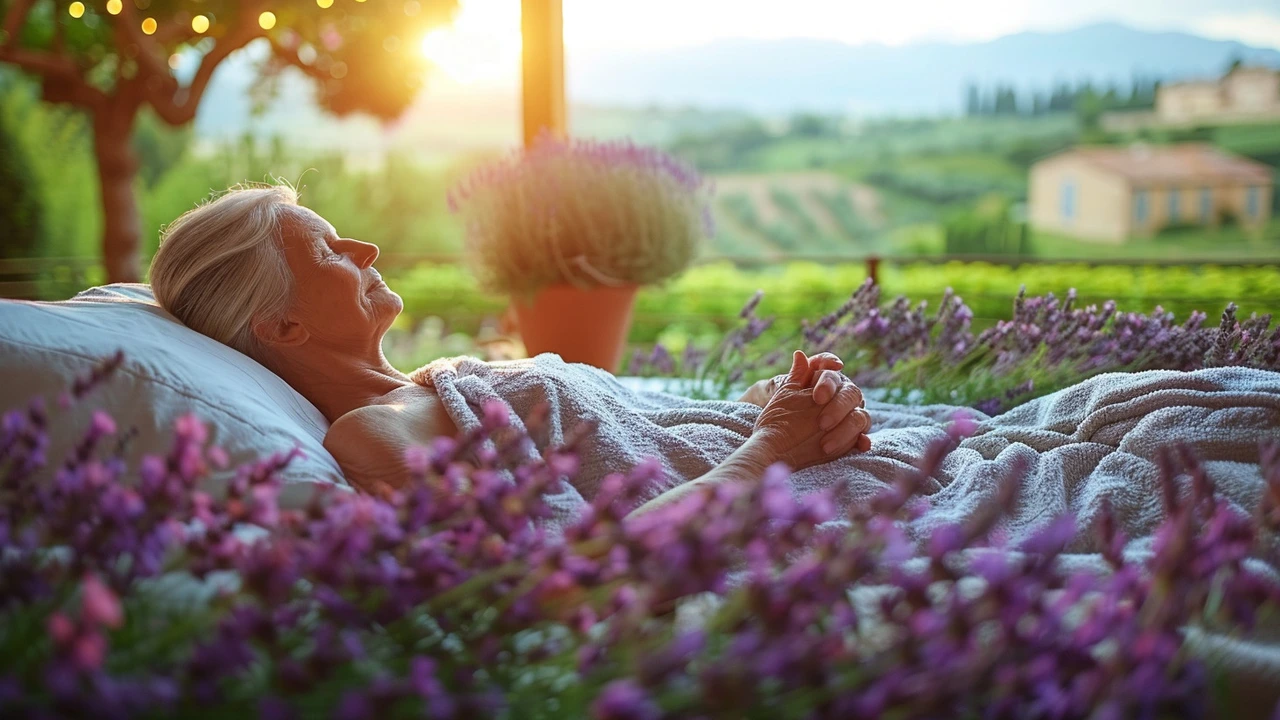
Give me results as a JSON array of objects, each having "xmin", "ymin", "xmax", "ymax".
[
  {"xmin": 632, "ymin": 280, "xmax": 1280, "ymax": 414},
  {"xmin": 385, "ymin": 261, "xmax": 1280, "ymax": 362},
  {"xmin": 447, "ymin": 135, "xmax": 711, "ymax": 297},
  {"xmin": 0, "ymin": 84, "xmax": 44, "ymax": 260},
  {"xmin": 942, "ymin": 196, "xmax": 1028, "ymax": 256}
]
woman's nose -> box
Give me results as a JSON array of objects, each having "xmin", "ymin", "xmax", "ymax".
[{"xmin": 340, "ymin": 239, "xmax": 380, "ymax": 268}]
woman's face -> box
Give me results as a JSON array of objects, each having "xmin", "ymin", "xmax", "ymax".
[{"xmin": 273, "ymin": 206, "xmax": 403, "ymax": 351}]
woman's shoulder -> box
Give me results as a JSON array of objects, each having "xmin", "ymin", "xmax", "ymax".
[{"xmin": 322, "ymin": 386, "xmax": 456, "ymax": 492}]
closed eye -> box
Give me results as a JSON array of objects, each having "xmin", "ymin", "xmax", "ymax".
[{"xmin": 317, "ymin": 242, "xmax": 342, "ymax": 262}]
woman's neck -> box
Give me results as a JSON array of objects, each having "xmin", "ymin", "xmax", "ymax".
[{"xmin": 269, "ymin": 346, "xmax": 412, "ymax": 423}]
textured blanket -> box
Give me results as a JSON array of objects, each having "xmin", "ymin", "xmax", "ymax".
[
  {"xmin": 415, "ymin": 354, "xmax": 1280, "ymax": 705},
  {"xmin": 413, "ymin": 354, "xmax": 1279, "ymax": 554}
]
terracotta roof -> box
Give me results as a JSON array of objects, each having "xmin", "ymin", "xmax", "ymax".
[{"xmin": 1042, "ymin": 143, "xmax": 1274, "ymax": 186}]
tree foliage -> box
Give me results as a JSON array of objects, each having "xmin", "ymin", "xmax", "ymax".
[
  {"xmin": 0, "ymin": 0, "xmax": 457, "ymax": 124},
  {"xmin": 0, "ymin": 0, "xmax": 458, "ymax": 279},
  {"xmin": 0, "ymin": 73, "xmax": 43, "ymax": 259}
]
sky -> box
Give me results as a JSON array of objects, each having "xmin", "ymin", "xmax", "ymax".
[
  {"xmin": 419, "ymin": 0, "xmax": 1280, "ymax": 87},
  {"xmin": 563, "ymin": 0, "xmax": 1280, "ymax": 50}
]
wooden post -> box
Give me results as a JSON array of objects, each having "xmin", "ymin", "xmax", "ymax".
[
  {"xmin": 866, "ymin": 255, "xmax": 881, "ymax": 285},
  {"xmin": 520, "ymin": 0, "xmax": 566, "ymax": 147}
]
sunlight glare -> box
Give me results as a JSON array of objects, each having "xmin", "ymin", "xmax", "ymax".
[{"xmin": 418, "ymin": 0, "xmax": 521, "ymax": 86}]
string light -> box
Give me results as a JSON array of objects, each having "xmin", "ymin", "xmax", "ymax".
[
  {"xmin": 68, "ymin": 2, "xmax": 85, "ymax": 18},
  {"xmin": 317, "ymin": 0, "xmax": 334, "ymax": 7},
  {"xmin": 106, "ymin": 0, "xmax": 122, "ymax": 15},
  {"xmin": 259, "ymin": 12, "xmax": 277, "ymax": 30},
  {"xmin": 141, "ymin": 17, "xmax": 157, "ymax": 35},
  {"xmin": 191, "ymin": 15, "xmax": 209, "ymax": 34}
]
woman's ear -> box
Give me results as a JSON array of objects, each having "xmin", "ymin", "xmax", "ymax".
[{"xmin": 252, "ymin": 314, "xmax": 309, "ymax": 347}]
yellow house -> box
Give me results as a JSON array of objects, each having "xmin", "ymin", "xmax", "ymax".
[{"xmin": 1028, "ymin": 144, "xmax": 1274, "ymax": 242}]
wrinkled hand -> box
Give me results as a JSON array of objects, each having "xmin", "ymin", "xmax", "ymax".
[
  {"xmin": 739, "ymin": 352, "xmax": 847, "ymax": 407},
  {"xmin": 751, "ymin": 350, "xmax": 872, "ymax": 472}
]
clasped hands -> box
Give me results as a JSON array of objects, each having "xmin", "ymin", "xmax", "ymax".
[{"xmin": 742, "ymin": 350, "xmax": 872, "ymax": 472}]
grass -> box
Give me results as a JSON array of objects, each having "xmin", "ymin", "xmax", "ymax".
[
  {"xmin": 891, "ymin": 152, "xmax": 1025, "ymax": 183},
  {"xmin": 1028, "ymin": 222, "xmax": 1280, "ymax": 261},
  {"xmin": 744, "ymin": 137, "xmax": 858, "ymax": 172}
]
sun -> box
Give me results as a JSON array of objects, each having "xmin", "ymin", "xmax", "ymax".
[{"xmin": 419, "ymin": 0, "xmax": 522, "ymax": 86}]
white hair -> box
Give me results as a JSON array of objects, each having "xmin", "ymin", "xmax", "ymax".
[{"xmin": 149, "ymin": 183, "xmax": 299, "ymax": 360}]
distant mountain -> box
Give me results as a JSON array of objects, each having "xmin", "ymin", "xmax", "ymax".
[
  {"xmin": 567, "ymin": 23, "xmax": 1280, "ymax": 115},
  {"xmin": 192, "ymin": 23, "xmax": 1280, "ymax": 150}
]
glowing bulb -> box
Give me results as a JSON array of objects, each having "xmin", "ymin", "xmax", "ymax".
[
  {"xmin": 69, "ymin": 2, "xmax": 85, "ymax": 19},
  {"xmin": 141, "ymin": 17, "xmax": 157, "ymax": 35},
  {"xmin": 317, "ymin": 0, "xmax": 334, "ymax": 7},
  {"xmin": 258, "ymin": 12, "xmax": 277, "ymax": 30},
  {"xmin": 106, "ymin": 0, "xmax": 122, "ymax": 15},
  {"xmin": 191, "ymin": 15, "xmax": 209, "ymax": 34}
]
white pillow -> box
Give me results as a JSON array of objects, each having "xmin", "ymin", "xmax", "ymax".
[{"xmin": 0, "ymin": 284, "xmax": 349, "ymax": 502}]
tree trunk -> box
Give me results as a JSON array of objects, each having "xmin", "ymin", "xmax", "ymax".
[{"xmin": 93, "ymin": 111, "xmax": 141, "ymax": 284}]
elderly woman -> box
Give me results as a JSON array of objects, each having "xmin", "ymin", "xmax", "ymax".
[{"xmin": 149, "ymin": 184, "xmax": 873, "ymax": 516}]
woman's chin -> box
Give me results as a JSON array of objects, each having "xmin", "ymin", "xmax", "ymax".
[{"xmin": 383, "ymin": 288, "xmax": 404, "ymax": 315}]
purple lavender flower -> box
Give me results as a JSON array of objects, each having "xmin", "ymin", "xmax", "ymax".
[
  {"xmin": 591, "ymin": 679, "xmax": 661, "ymax": 720},
  {"xmin": 6, "ymin": 347, "xmax": 1280, "ymax": 719}
]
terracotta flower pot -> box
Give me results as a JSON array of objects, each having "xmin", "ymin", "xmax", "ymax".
[{"xmin": 512, "ymin": 284, "xmax": 638, "ymax": 372}]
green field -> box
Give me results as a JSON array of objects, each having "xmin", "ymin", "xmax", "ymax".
[
  {"xmin": 5, "ymin": 63, "xmax": 1279, "ymax": 274},
  {"xmin": 1029, "ymin": 224, "xmax": 1280, "ymax": 261},
  {"xmin": 668, "ymin": 113, "xmax": 1280, "ymax": 263}
]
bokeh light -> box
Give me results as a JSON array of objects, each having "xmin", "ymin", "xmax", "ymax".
[
  {"xmin": 418, "ymin": 3, "xmax": 522, "ymax": 86},
  {"xmin": 106, "ymin": 0, "xmax": 122, "ymax": 16},
  {"xmin": 259, "ymin": 12, "xmax": 277, "ymax": 30},
  {"xmin": 191, "ymin": 15, "xmax": 209, "ymax": 34},
  {"xmin": 317, "ymin": 0, "xmax": 334, "ymax": 8},
  {"xmin": 68, "ymin": 2, "xmax": 85, "ymax": 19},
  {"xmin": 141, "ymin": 17, "xmax": 157, "ymax": 35},
  {"xmin": 168, "ymin": 54, "xmax": 181, "ymax": 70}
]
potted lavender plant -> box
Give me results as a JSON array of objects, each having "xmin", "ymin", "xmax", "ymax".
[{"xmin": 447, "ymin": 134, "xmax": 712, "ymax": 371}]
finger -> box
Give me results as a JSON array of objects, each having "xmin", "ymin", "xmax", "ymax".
[
  {"xmin": 807, "ymin": 352, "xmax": 844, "ymax": 374},
  {"xmin": 855, "ymin": 434, "xmax": 872, "ymax": 453},
  {"xmin": 812, "ymin": 368, "xmax": 845, "ymax": 405},
  {"xmin": 819, "ymin": 386, "xmax": 866, "ymax": 430},
  {"xmin": 784, "ymin": 350, "xmax": 812, "ymax": 389},
  {"xmin": 821, "ymin": 415, "xmax": 865, "ymax": 456}
]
